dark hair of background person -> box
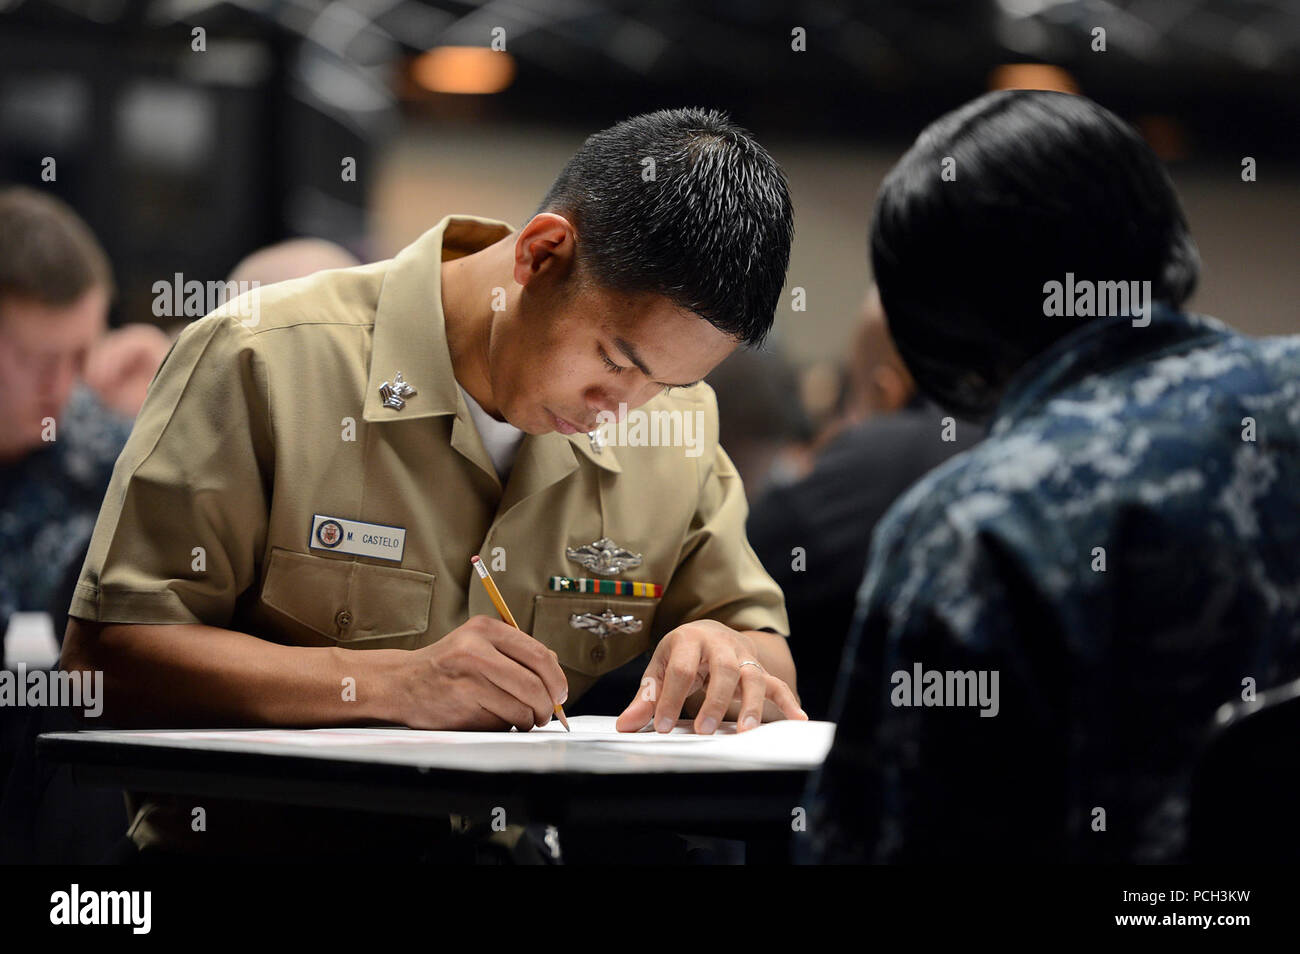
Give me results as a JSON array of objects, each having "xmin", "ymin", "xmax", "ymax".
[
  {"xmin": 870, "ymin": 89, "xmax": 1200, "ymax": 421},
  {"xmin": 0, "ymin": 186, "xmax": 115, "ymax": 310},
  {"xmin": 537, "ymin": 107, "xmax": 794, "ymax": 348}
]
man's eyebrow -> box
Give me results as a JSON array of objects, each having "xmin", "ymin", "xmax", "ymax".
[{"xmin": 614, "ymin": 336, "xmax": 700, "ymax": 389}]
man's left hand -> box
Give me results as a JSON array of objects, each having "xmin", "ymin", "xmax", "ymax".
[{"xmin": 615, "ymin": 620, "xmax": 806, "ymax": 734}]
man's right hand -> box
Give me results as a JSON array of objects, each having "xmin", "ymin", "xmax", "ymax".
[{"xmin": 393, "ymin": 616, "xmax": 569, "ymax": 731}]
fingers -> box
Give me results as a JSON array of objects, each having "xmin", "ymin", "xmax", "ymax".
[
  {"xmin": 764, "ymin": 673, "xmax": 808, "ymax": 722},
  {"xmin": 693, "ymin": 650, "xmax": 740, "ymax": 735},
  {"xmin": 616, "ymin": 628, "xmax": 806, "ymax": 735},
  {"xmin": 473, "ymin": 678, "xmax": 543, "ymax": 732},
  {"xmin": 615, "ymin": 662, "xmax": 663, "ymax": 733},
  {"xmin": 454, "ymin": 618, "xmax": 561, "ymax": 729},
  {"xmin": 478, "ymin": 617, "xmax": 569, "ymax": 707},
  {"xmin": 735, "ymin": 663, "xmax": 768, "ymax": 732},
  {"xmin": 654, "ymin": 636, "xmax": 703, "ymax": 733},
  {"xmin": 475, "ymin": 648, "xmax": 556, "ymax": 729}
]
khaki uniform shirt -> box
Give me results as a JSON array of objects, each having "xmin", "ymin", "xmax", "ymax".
[{"xmin": 70, "ymin": 215, "xmax": 788, "ymax": 854}]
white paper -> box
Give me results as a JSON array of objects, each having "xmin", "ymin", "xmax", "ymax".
[{"xmin": 120, "ymin": 715, "xmax": 835, "ymax": 766}]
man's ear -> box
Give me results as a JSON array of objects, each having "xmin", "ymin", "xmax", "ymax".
[
  {"xmin": 513, "ymin": 213, "xmax": 577, "ymax": 288},
  {"xmin": 869, "ymin": 365, "xmax": 913, "ymax": 414}
]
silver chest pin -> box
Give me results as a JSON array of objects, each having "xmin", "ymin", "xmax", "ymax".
[
  {"xmin": 379, "ymin": 371, "xmax": 417, "ymax": 410},
  {"xmin": 566, "ymin": 536, "xmax": 643, "ymax": 576},
  {"xmin": 569, "ymin": 610, "xmax": 643, "ymax": 638}
]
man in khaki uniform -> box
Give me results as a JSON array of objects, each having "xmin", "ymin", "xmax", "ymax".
[{"xmin": 63, "ymin": 108, "xmax": 802, "ymax": 859}]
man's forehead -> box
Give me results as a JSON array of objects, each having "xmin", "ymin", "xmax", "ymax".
[{"xmin": 0, "ymin": 290, "xmax": 107, "ymax": 348}]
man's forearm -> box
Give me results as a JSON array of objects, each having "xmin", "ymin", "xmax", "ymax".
[{"xmin": 61, "ymin": 619, "xmax": 406, "ymax": 728}]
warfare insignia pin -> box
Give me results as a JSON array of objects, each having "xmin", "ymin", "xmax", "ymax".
[
  {"xmin": 565, "ymin": 537, "xmax": 643, "ymax": 576},
  {"xmin": 569, "ymin": 610, "xmax": 644, "ymax": 639}
]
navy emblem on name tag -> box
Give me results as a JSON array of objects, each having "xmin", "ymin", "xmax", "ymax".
[{"xmin": 309, "ymin": 514, "xmax": 406, "ymax": 562}]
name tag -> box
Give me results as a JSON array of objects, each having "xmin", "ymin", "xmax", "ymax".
[{"xmin": 309, "ymin": 514, "xmax": 406, "ymax": 562}]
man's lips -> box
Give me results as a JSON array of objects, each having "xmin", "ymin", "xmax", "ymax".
[{"xmin": 548, "ymin": 409, "xmax": 589, "ymax": 435}]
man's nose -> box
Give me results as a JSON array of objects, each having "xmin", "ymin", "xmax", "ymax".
[
  {"xmin": 583, "ymin": 388, "xmax": 622, "ymax": 424},
  {"xmin": 586, "ymin": 379, "xmax": 658, "ymax": 419},
  {"xmin": 38, "ymin": 354, "xmax": 79, "ymax": 406}
]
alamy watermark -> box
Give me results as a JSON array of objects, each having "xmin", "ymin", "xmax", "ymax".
[
  {"xmin": 1043, "ymin": 272, "xmax": 1151, "ymax": 327},
  {"xmin": 594, "ymin": 402, "xmax": 706, "ymax": 458},
  {"xmin": 0, "ymin": 664, "xmax": 103, "ymax": 717},
  {"xmin": 890, "ymin": 662, "xmax": 999, "ymax": 717},
  {"xmin": 152, "ymin": 272, "xmax": 261, "ymax": 326},
  {"xmin": 50, "ymin": 884, "xmax": 150, "ymax": 934}
]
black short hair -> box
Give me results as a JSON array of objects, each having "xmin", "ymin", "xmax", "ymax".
[
  {"xmin": 870, "ymin": 90, "xmax": 1200, "ymax": 420},
  {"xmin": 537, "ymin": 108, "xmax": 794, "ymax": 348}
]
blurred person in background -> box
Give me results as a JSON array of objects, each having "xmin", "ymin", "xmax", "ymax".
[
  {"xmin": 748, "ymin": 286, "xmax": 976, "ymax": 720},
  {"xmin": 81, "ymin": 323, "xmax": 176, "ymax": 420},
  {"xmin": 0, "ymin": 187, "xmax": 138, "ymax": 652},
  {"xmin": 3, "ymin": 231, "xmax": 367, "ymax": 864},
  {"xmin": 808, "ymin": 90, "xmax": 1300, "ymax": 863},
  {"xmin": 226, "ymin": 237, "xmax": 361, "ymax": 288},
  {"xmin": 705, "ymin": 346, "xmax": 813, "ymax": 499},
  {"xmin": 0, "ymin": 186, "xmax": 139, "ymax": 860}
]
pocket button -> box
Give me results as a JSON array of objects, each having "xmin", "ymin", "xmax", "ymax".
[
  {"xmin": 589, "ymin": 645, "xmax": 607, "ymax": 665},
  {"xmin": 336, "ymin": 609, "xmax": 353, "ymax": 628}
]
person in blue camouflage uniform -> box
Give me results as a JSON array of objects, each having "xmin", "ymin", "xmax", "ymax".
[
  {"xmin": 805, "ymin": 90, "xmax": 1300, "ymax": 863},
  {"xmin": 1, "ymin": 383, "xmax": 133, "ymax": 650},
  {"xmin": 0, "ymin": 187, "xmax": 132, "ymax": 656}
]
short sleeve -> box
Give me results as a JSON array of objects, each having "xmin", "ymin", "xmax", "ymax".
[
  {"xmin": 68, "ymin": 313, "xmax": 273, "ymax": 628},
  {"xmin": 652, "ymin": 443, "xmax": 790, "ymax": 641}
]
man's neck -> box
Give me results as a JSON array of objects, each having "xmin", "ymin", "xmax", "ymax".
[{"xmin": 441, "ymin": 241, "xmax": 508, "ymax": 420}]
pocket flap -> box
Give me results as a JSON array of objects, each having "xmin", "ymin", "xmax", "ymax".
[{"xmin": 261, "ymin": 546, "xmax": 435, "ymax": 643}]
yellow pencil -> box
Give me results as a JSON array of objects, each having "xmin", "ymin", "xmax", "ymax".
[{"xmin": 471, "ymin": 555, "xmax": 570, "ymax": 731}]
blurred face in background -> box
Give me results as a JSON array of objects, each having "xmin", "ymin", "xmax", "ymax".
[
  {"xmin": 0, "ymin": 285, "xmax": 108, "ymax": 461},
  {"xmin": 847, "ymin": 286, "xmax": 915, "ymax": 421}
]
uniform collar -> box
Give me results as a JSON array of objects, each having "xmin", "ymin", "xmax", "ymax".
[
  {"xmin": 990, "ymin": 306, "xmax": 1230, "ymax": 434},
  {"xmin": 565, "ymin": 427, "xmax": 621, "ymax": 473},
  {"xmin": 364, "ymin": 214, "xmax": 513, "ymax": 423},
  {"xmin": 362, "ymin": 213, "xmax": 621, "ymax": 474}
]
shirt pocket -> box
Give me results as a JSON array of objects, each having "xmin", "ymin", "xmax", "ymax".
[
  {"xmin": 260, "ymin": 546, "xmax": 435, "ymax": 644},
  {"xmin": 530, "ymin": 593, "xmax": 659, "ymax": 676}
]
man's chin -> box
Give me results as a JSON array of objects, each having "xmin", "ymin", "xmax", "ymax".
[
  {"xmin": 0, "ymin": 430, "xmax": 46, "ymax": 462},
  {"xmin": 504, "ymin": 410, "xmax": 549, "ymax": 437}
]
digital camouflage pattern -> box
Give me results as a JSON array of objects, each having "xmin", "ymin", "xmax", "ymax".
[
  {"xmin": 0, "ymin": 384, "xmax": 133, "ymax": 643},
  {"xmin": 808, "ymin": 305, "xmax": 1300, "ymax": 863}
]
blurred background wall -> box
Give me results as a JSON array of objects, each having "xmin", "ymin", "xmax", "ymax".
[{"xmin": 3, "ymin": 0, "xmax": 1296, "ymax": 364}]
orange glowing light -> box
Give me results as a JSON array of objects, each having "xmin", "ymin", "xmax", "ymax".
[
  {"xmin": 412, "ymin": 46, "xmax": 516, "ymax": 95},
  {"xmin": 989, "ymin": 63, "xmax": 1079, "ymax": 94}
]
